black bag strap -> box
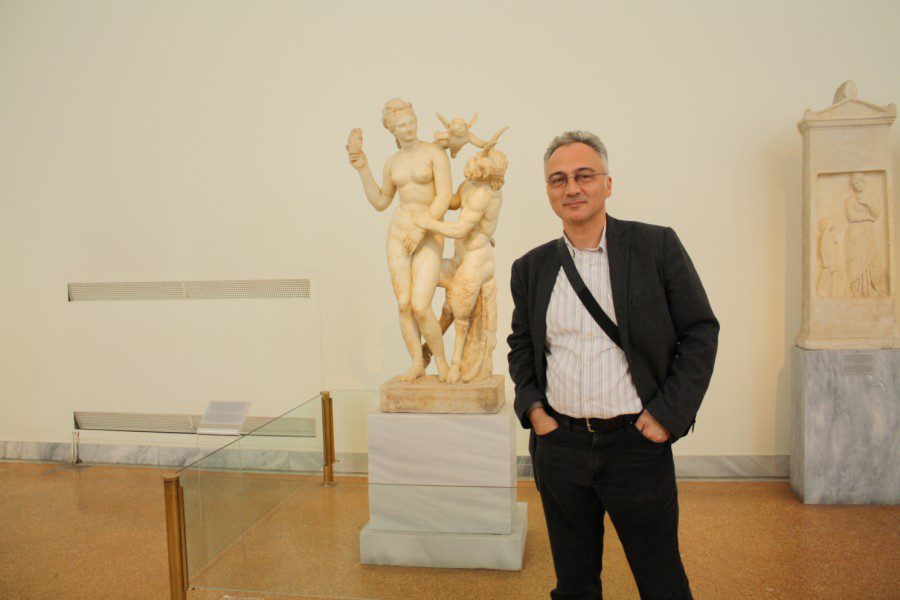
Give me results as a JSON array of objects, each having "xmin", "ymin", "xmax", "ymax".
[{"xmin": 555, "ymin": 237, "xmax": 623, "ymax": 349}]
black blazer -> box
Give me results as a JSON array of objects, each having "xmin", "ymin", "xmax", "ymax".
[{"xmin": 507, "ymin": 215, "xmax": 719, "ymax": 441}]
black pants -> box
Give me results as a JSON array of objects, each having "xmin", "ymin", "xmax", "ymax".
[{"xmin": 531, "ymin": 421, "xmax": 692, "ymax": 600}]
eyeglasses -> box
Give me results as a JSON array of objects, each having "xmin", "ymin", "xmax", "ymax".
[{"xmin": 546, "ymin": 170, "xmax": 607, "ymax": 188}]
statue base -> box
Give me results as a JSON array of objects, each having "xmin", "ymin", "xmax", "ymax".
[
  {"xmin": 379, "ymin": 374, "xmax": 505, "ymax": 413},
  {"xmin": 360, "ymin": 502, "xmax": 527, "ymax": 570},
  {"xmin": 791, "ymin": 346, "xmax": 900, "ymax": 504},
  {"xmin": 361, "ymin": 401, "xmax": 525, "ymax": 570}
]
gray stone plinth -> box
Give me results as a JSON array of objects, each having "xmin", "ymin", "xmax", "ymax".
[
  {"xmin": 360, "ymin": 502, "xmax": 527, "ymax": 570},
  {"xmin": 791, "ymin": 347, "xmax": 900, "ymax": 504}
]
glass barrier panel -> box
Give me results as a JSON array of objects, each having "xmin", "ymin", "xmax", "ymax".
[
  {"xmin": 178, "ymin": 393, "xmax": 324, "ymax": 590},
  {"xmin": 177, "ymin": 388, "xmax": 532, "ymax": 598},
  {"xmin": 330, "ymin": 389, "xmax": 380, "ymax": 475},
  {"xmin": 185, "ymin": 479, "xmax": 526, "ymax": 598}
]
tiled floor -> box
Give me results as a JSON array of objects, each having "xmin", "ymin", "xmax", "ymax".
[{"xmin": 1, "ymin": 461, "xmax": 898, "ymax": 599}]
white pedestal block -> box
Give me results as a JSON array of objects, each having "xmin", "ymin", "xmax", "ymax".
[
  {"xmin": 362, "ymin": 399, "xmax": 526, "ymax": 569},
  {"xmin": 360, "ymin": 502, "xmax": 527, "ymax": 570},
  {"xmin": 367, "ymin": 401, "xmax": 516, "ymax": 487},
  {"xmin": 368, "ymin": 484, "xmax": 516, "ymax": 534}
]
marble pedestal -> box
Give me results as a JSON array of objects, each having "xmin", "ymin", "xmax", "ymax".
[
  {"xmin": 360, "ymin": 400, "xmax": 527, "ymax": 569},
  {"xmin": 791, "ymin": 347, "xmax": 900, "ymax": 504},
  {"xmin": 360, "ymin": 502, "xmax": 527, "ymax": 570},
  {"xmin": 380, "ymin": 374, "xmax": 505, "ymax": 413}
]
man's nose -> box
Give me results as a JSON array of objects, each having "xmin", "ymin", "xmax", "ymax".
[{"xmin": 565, "ymin": 177, "xmax": 581, "ymax": 195}]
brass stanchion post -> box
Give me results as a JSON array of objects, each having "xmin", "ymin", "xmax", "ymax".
[
  {"xmin": 321, "ymin": 390, "xmax": 336, "ymax": 485},
  {"xmin": 163, "ymin": 475, "xmax": 188, "ymax": 600}
]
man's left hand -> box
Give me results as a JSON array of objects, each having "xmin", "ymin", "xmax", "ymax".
[{"xmin": 634, "ymin": 410, "xmax": 670, "ymax": 443}]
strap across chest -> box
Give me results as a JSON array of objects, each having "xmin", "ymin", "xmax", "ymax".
[{"xmin": 554, "ymin": 238, "xmax": 623, "ymax": 349}]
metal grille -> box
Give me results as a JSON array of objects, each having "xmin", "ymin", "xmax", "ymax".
[
  {"xmin": 67, "ymin": 279, "xmax": 311, "ymax": 302},
  {"xmin": 74, "ymin": 411, "xmax": 316, "ymax": 437}
]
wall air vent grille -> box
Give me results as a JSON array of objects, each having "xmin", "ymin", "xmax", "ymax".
[
  {"xmin": 67, "ymin": 279, "xmax": 311, "ymax": 302},
  {"xmin": 74, "ymin": 411, "xmax": 316, "ymax": 437}
]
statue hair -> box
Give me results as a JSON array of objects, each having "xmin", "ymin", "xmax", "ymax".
[
  {"xmin": 381, "ymin": 98, "xmax": 416, "ymax": 149},
  {"xmin": 466, "ymin": 149, "xmax": 508, "ymax": 190},
  {"xmin": 381, "ymin": 98, "xmax": 414, "ymax": 127}
]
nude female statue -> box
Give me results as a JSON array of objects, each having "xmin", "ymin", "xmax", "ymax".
[{"xmin": 347, "ymin": 99, "xmax": 452, "ymax": 382}]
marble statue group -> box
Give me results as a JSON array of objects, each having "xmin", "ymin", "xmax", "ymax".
[{"xmin": 347, "ymin": 99, "xmax": 507, "ymax": 386}]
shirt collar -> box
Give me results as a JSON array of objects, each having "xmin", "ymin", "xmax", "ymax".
[{"xmin": 562, "ymin": 226, "xmax": 607, "ymax": 254}]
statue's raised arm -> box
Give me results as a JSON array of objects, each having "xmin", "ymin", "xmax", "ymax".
[{"xmin": 347, "ymin": 128, "xmax": 397, "ymax": 211}]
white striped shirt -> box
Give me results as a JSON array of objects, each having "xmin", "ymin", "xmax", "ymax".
[{"xmin": 544, "ymin": 229, "xmax": 644, "ymax": 419}]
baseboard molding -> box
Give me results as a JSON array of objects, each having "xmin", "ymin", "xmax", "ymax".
[
  {"xmin": 672, "ymin": 454, "xmax": 790, "ymax": 479},
  {"xmin": 0, "ymin": 440, "xmax": 789, "ymax": 479}
]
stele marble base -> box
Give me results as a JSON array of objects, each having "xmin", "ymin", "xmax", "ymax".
[
  {"xmin": 360, "ymin": 502, "xmax": 527, "ymax": 570},
  {"xmin": 791, "ymin": 346, "xmax": 899, "ymax": 504},
  {"xmin": 379, "ymin": 374, "xmax": 505, "ymax": 413}
]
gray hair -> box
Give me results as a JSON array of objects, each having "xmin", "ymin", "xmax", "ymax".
[{"xmin": 543, "ymin": 130, "xmax": 609, "ymax": 173}]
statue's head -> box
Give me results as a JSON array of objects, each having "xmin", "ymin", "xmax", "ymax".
[
  {"xmin": 850, "ymin": 173, "xmax": 865, "ymax": 193},
  {"xmin": 465, "ymin": 149, "xmax": 508, "ymax": 191},
  {"xmin": 819, "ymin": 217, "xmax": 832, "ymax": 232},
  {"xmin": 449, "ymin": 118, "xmax": 468, "ymax": 137},
  {"xmin": 382, "ymin": 98, "xmax": 417, "ymax": 147}
]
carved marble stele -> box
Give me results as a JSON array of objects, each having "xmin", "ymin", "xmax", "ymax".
[
  {"xmin": 796, "ymin": 82, "xmax": 899, "ymax": 349},
  {"xmin": 347, "ymin": 99, "xmax": 509, "ymax": 412}
]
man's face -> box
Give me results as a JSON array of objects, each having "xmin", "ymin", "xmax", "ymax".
[{"xmin": 545, "ymin": 142, "xmax": 612, "ymax": 227}]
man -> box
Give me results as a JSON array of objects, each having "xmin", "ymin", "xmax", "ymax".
[{"xmin": 507, "ymin": 131, "xmax": 718, "ymax": 599}]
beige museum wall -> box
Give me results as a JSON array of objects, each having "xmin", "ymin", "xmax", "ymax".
[{"xmin": 1, "ymin": 0, "xmax": 898, "ymax": 458}]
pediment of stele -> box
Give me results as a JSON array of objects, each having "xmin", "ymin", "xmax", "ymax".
[{"xmin": 798, "ymin": 81, "xmax": 896, "ymax": 130}]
